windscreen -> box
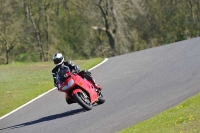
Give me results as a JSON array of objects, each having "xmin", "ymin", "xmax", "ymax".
[{"xmin": 57, "ymin": 66, "xmax": 71, "ymax": 82}]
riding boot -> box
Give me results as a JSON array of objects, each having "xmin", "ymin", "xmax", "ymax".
[
  {"xmin": 66, "ymin": 98, "xmax": 75, "ymax": 104},
  {"xmin": 78, "ymin": 70, "xmax": 102, "ymax": 90},
  {"xmin": 87, "ymin": 77, "xmax": 102, "ymax": 90},
  {"xmin": 93, "ymin": 83, "xmax": 102, "ymax": 90}
]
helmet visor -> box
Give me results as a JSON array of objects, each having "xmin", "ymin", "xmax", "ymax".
[{"xmin": 54, "ymin": 58, "xmax": 63, "ymax": 65}]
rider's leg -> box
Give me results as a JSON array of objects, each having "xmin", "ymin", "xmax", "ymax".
[{"xmin": 78, "ymin": 70, "xmax": 102, "ymax": 90}]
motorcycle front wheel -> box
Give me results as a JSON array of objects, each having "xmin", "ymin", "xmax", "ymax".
[{"xmin": 73, "ymin": 91, "xmax": 93, "ymax": 110}]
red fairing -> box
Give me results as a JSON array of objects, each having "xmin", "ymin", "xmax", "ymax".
[
  {"xmin": 71, "ymin": 74, "xmax": 98, "ymax": 103},
  {"xmin": 57, "ymin": 71, "xmax": 98, "ymax": 104},
  {"xmin": 58, "ymin": 77, "xmax": 75, "ymax": 92}
]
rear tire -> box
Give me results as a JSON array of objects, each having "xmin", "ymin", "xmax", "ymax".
[
  {"xmin": 97, "ymin": 93, "xmax": 105, "ymax": 104},
  {"xmin": 73, "ymin": 92, "xmax": 93, "ymax": 110}
]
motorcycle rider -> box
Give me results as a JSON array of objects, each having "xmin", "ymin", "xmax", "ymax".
[{"xmin": 52, "ymin": 53, "xmax": 102, "ymax": 93}]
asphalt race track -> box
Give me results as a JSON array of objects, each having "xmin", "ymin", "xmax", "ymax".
[{"xmin": 1, "ymin": 37, "xmax": 200, "ymax": 133}]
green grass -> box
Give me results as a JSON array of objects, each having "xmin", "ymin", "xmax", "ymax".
[
  {"xmin": 0, "ymin": 58, "xmax": 104, "ymax": 117},
  {"xmin": 119, "ymin": 93, "xmax": 200, "ymax": 133}
]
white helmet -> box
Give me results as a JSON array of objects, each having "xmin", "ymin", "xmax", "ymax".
[{"xmin": 53, "ymin": 53, "xmax": 64, "ymax": 66}]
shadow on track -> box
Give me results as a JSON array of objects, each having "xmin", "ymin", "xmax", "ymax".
[{"xmin": 0, "ymin": 108, "xmax": 85, "ymax": 130}]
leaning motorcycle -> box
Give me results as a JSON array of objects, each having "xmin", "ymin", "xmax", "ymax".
[{"xmin": 57, "ymin": 66, "xmax": 105, "ymax": 110}]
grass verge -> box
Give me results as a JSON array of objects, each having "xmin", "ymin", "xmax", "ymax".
[
  {"xmin": 119, "ymin": 93, "xmax": 200, "ymax": 133},
  {"xmin": 0, "ymin": 58, "xmax": 104, "ymax": 117}
]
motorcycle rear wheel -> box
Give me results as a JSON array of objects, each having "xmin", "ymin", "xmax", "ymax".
[
  {"xmin": 97, "ymin": 93, "xmax": 105, "ymax": 104},
  {"xmin": 73, "ymin": 92, "xmax": 93, "ymax": 110}
]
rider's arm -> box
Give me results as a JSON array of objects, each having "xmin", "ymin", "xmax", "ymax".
[
  {"xmin": 64, "ymin": 61, "xmax": 80, "ymax": 73},
  {"xmin": 52, "ymin": 68, "xmax": 58, "ymax": 87}
]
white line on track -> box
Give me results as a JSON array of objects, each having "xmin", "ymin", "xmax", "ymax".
[{"xmin": 0, "ymin": 58, "xmax": 108, "ymax": 120}]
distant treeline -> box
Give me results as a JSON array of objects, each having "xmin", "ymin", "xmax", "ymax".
[{"xmin": 0, "ymin": 0, "xmax": 199, "ymax": 64}]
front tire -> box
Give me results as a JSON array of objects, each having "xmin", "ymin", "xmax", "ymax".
[{"xmin": 73, "ymin": 92, "xmax": 93, "ymax": 110}]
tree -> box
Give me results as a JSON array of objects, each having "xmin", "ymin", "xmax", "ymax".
[
  {"xmin": 92, "ymin": 0, "xmax": 145, "ymax": 56},
  {"xmin": 22, "ymin": 0, "xmax": 62, "ymax": 61},
  {"xmin": 0, "ymin": 0, "xmax": 22, "ymax": 64}
]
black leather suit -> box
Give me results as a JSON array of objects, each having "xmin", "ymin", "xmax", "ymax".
[{"xmin": 52, "ymin": 61, "xmax": 96, "ymax": 88}]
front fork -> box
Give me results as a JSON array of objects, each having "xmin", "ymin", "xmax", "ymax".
[{"xmin": 81, "ymin": 91, "xmax": 88, "ymax": 99}]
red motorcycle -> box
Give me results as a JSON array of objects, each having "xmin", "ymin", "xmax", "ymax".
[{"xmin": 57, "ymin": 66, "xmax": 105, "ymax": 110}]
